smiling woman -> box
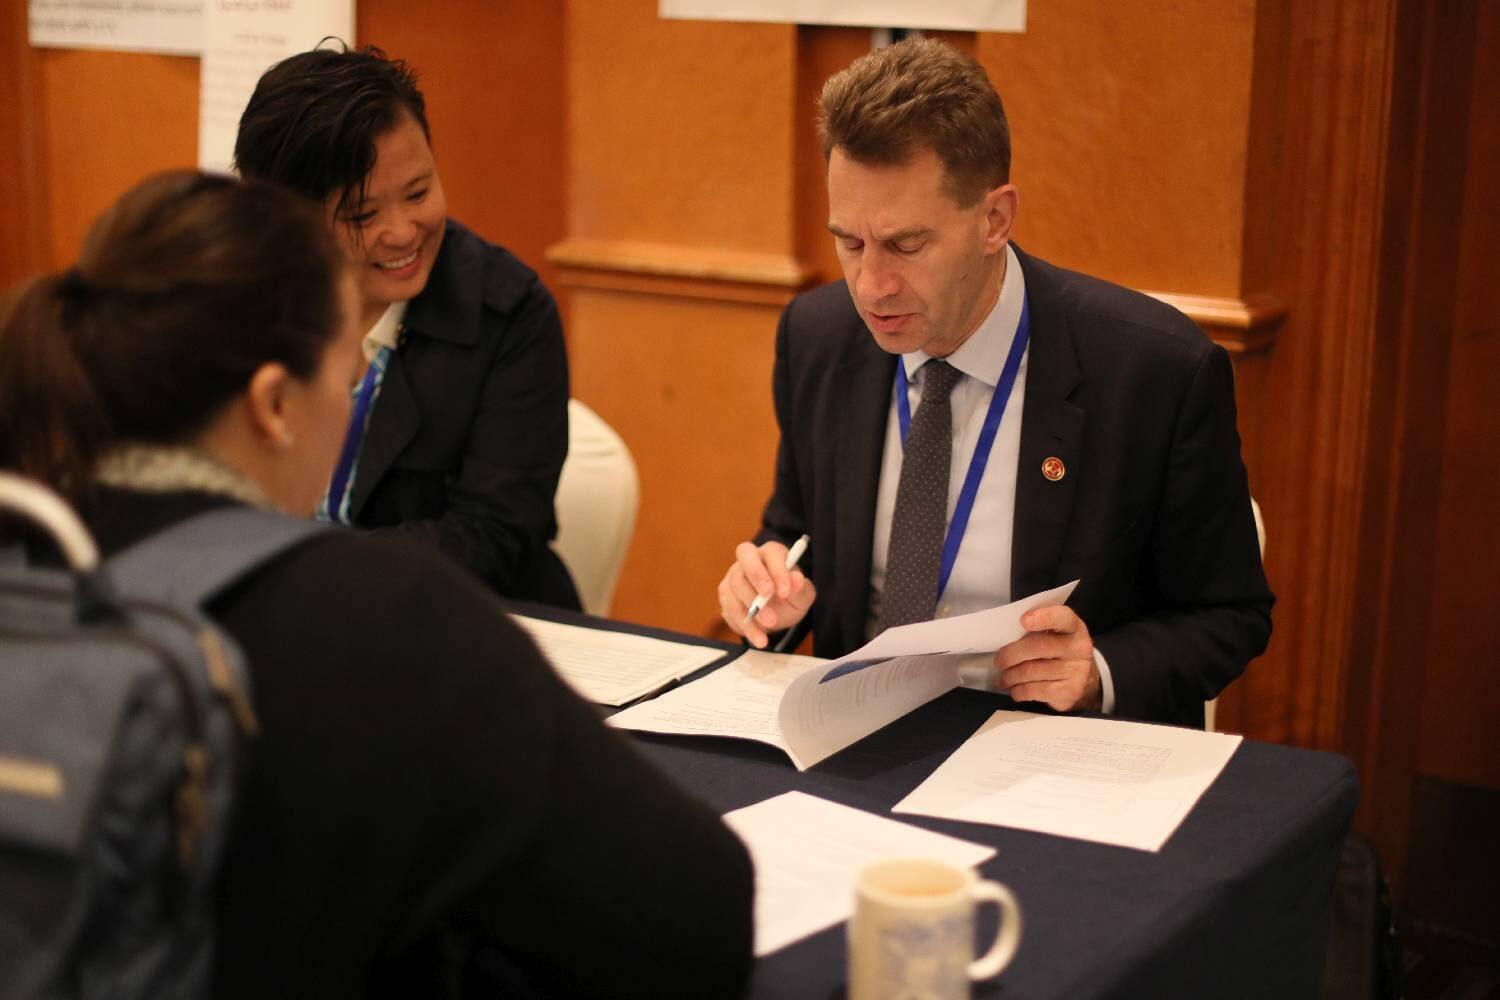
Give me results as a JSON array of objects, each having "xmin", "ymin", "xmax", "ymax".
[
  {"xmin": 233, "ymin": 44, "xmax": 579, "ymax": 607},
  {"xmin": 330, "ymin": 111, "xmax": 449, "ymax": 331}
]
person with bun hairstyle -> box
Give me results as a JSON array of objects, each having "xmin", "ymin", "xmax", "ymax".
[
  {"xmin": 0, "ymin": 171, "xmax": 753, "ymax": 998},
  {"xmin": 234, "ymin": 44, "xmax": 578, "ymax": 607}
]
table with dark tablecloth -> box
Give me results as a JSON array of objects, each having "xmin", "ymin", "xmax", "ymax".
[{"xmin": 511, "ymin": 603, "xmax": 1358, "ymax": 999}]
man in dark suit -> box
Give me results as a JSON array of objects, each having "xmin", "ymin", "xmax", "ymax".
[{"xmin": 717, "ymin": 39, "xmax": 1272, "ymax": 728}]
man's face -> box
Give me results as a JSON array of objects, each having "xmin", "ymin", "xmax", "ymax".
[{"xmin": 827, "ymin": 146, "xmax": 1016, "ymax": 357}]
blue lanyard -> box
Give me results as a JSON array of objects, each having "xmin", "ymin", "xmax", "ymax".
[
  {"xmin": 323, "ymin": 349, "xmax": 388, "ymax": 523},
  {"xmin": 895, "ymin": 295, "xmax": 1030, "ymax": 602}
]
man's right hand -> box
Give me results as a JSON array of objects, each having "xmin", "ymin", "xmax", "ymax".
[{"xmin": 717, "ymin": 540, "xmax": 818, "ymax": 649}]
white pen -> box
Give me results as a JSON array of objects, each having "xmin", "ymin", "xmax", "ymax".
[{"xmin": 745, "ymin": 534, "xmax": 810, "ymax": 625}]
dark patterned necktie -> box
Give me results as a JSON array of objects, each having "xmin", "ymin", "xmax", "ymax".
[{"xmin": 878, "ymin": 359, "xmax": 962, "ymax": 632}]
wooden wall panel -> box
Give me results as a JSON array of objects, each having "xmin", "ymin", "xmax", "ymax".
[
  {"xmin": 1417, "ymin": 0, "xmax": 1500, "ymax": 791},
  {"xmin": 570, "ymin": 289, "xmax": 778, "ymax": 634},
  {"xmin": 568, "ymin": 0, "xmax": 796, "ymax": 253},
  {"xmin": 356, "ymin": 2, "xmax": 566, "ymax": 294},
  {"xmin": 558, "ymin": 0, "xmax": 802, "ymax": 632},
  {"xmin": 975, "ymin": 0, "xmax": 1255, "ymax": 298},
  {"xmin": 35, "ymin": 48, "xmax": 198, "ymax": 268}
]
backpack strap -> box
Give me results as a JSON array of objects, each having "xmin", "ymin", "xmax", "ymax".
[{"xmin": 105, "ymin": 507, "xmax": 333, "ymax": 609}]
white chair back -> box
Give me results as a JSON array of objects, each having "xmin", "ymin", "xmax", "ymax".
[{"xmin": 552, "ymin": 400, "xmax": 639, "ymax": 616}]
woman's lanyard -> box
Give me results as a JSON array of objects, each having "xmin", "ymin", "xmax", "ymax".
[
  {"xmin": 895, "ymin": 295, "xmax": 1030, "ymax": 602},
  {"xmin": 321, "ymin": 345, "xmax": 392, "ymax": 523}
]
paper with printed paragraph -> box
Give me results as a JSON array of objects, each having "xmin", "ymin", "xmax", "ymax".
[{"xmin": 894, "ymin": 710, "xmax": 1243, "ymax": 852}]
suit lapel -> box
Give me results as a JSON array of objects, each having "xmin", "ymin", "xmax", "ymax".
[
  {"xmin": 1011, "ymin": 250, "xmax": 1085, "ymax": 599},
  {"xmin": 350, "ymin": 352, "xmax": 421, "ymax": 518},
  {"xmin": 832, "ymin": 329, "xmax": 895, "ymax": 647}
]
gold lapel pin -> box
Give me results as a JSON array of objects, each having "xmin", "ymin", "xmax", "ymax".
[{"xmin": 1042, "ymin": 456, "xmax": 1065, "ymax": 481}]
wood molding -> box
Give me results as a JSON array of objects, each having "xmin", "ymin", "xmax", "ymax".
[
  {"xmin": 1143, "ymin": 290, "xmax": 1285, "ymax": 355},
  {"xmin": 548, "ymin": 235, "xmax": 1290, "ymax": 350},
  {"xmin": 547, "ymin": 237, "xmax": 812, "ymax": 306}
]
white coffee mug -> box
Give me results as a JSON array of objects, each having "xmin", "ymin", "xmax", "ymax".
[{"xmin": 848, "ymin": 857, "xmax": 1022, "ymax": 1000}]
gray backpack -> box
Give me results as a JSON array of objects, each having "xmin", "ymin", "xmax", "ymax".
[{"xmin": 0, "ymin": 474, "xmax": 327, "ymax": 999}]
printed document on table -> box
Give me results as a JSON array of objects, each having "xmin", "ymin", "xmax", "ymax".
[
  {"xmin": 608, "ymin": 649, "xmax": 823, "ymax": 755},
  {"xmin": 609, "ymin": 581, "xmax": 1077, "ymax": 770},
  {"xmin": 723, "ymin": 791, "xmax": 995, "ymax": 956},
  {"xmin": 512, "ymin": 616, "xmax": 727, "ymax": 706},
  {"xmin": 893, "ymin": 710, "xmax": 1243, "ymax": 852}
]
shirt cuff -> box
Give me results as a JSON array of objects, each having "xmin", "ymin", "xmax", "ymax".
[{"xmin": 1093, "ymin": 646, "xmax": 1116, "ymax": 715}]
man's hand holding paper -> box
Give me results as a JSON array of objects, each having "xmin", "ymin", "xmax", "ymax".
[{"xmin": 995, "ymin": 605, "xmax": 1103, "ymax": 713}]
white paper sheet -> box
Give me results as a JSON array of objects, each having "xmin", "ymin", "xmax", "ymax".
[
  {"xmin": 724, "ymin": 791, "xmax": 995, "ymax": 956},
  {"xmin": 816, "ymin": 580, "xmax": 1078, "ymax": 681},
  {"xmin": 609, "ymin": 582, "xmax": 1077, "ymax": 769},
  {"xmin": 660, "ymin": 0, "xmax": 1026, "ymax": 33},
  {"xmin": 512, "ymin": 616, "xmax": 727, "ymax": 706},
  {"xmin": 894, "ymin": 710, "xmax": 1243, "ymax": 852},
  {"xmin": 29, "ymin": 0, "xmax": 202, "ymax": 55},
  {"xmin": 198, "ymin": 0, "xmax": 354, "ymax": 172}
]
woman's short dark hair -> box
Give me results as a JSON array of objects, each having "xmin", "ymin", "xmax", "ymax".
[
  {"xmin": 0, "ymin": 171, "xmax": 343, "ymax": 503},
  {"xmin": 233, "ymin": 42, "xmax": 429, "ymax": 221}
]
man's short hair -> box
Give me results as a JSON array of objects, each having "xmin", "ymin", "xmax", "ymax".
[{"xmin": 817, "ymin": 38, "xmax": 1010, "ymax": 206}]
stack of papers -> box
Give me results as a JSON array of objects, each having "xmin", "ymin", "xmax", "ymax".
[
  {"xmin": 512, "ymin": 616, "xmax": 727, "ymax": 706},
  {"xmin": 609, "ymin": 582, "xmax": 1077, "ymax": 769},
  {"xmin": 724, "ymin": 791, "xmax": 995, "ymax": 955}
]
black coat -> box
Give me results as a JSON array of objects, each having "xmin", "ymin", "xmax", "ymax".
[
  {"xmin": 353, "ymin": 219, "xmax": 578, "ymax": 608},
  {"xmin": 85, "ymin": 488, "xmax": 755, "ymax": 999},
  {"xmin": 757, "ymin": 246, "xmax": 1274, "ymax": 727}
]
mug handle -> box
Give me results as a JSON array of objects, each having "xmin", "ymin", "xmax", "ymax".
[{"xmin": 967, "ymin": 880, "xmax": 1022, "ymax": 980}]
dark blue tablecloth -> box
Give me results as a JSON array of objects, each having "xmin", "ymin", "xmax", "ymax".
[{"xmin": 509, "ymin": 603, "xmax": 1358, "ymax": 999}]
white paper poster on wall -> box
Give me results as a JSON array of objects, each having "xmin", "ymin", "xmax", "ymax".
[
  {"xmin": 29, "ymin": 0, "xmax": 203, "ymax": 56},
  {"xmin": 660, "ymin": 0, "xmax": 1025, "ymax": 33},
  {"xmin": 198, "ymin": 0, "xmax": 354, "ymax": 173}
]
